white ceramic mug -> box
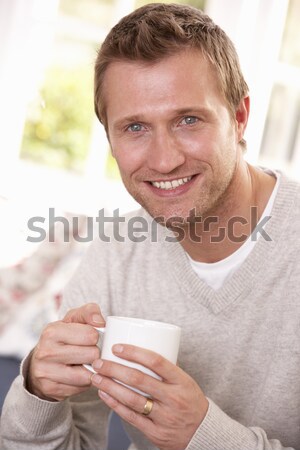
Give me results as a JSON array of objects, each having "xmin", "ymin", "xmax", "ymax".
[{"xmin": 84, "ymin": 316, "xmax": 181, "ymax": 395}]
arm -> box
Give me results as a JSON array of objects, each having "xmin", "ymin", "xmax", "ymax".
[
  {"xmin": 185, "ymin": 400, "xmax": 294, "ymax": 450},
  {"xmin": 89, "ymin": 345, "xmax": 296, "ymax": 450},
  {"xmin": 0, "ymin": 304, "xmax": 110, "ymax": 450}
]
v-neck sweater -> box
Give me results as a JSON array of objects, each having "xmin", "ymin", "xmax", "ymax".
[
  {"xmin": 1, "ymin": 173, "xmax": 300, "ymax": 450},
  {"xmin": 186, "ymin": 171, "xmax": 280, "ymax": 289}
]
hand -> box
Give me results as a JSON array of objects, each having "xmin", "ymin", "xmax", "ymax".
[
  {"xmin": 91, "ymin": 345, "xmax": 209, "ymax": 450},
  {"xmin": 27, "ymin": 303, "xmax": 105, "ymax": 401}
]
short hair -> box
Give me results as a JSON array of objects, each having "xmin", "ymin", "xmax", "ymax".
[{"xmin": 94, "ymin": 2, "xmax": 248, "ymax": 145}]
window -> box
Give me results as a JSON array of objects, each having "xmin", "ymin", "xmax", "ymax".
[{"xmin": 259, "ymin": 0, "xmax": 300, "ymax": 178}]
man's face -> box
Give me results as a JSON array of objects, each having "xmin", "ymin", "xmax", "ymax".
[{"xmin": 103, "ymin": 49, "xmax": 246, "ymax": 224}]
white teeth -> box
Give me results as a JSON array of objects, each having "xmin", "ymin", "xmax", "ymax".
[
  {"xmin": 151, "ymin": 176, "xmax": 192, "ymax": 190},
  {"xmin": 171, "ymin": 179, "xmax": 180, "ymax": 188}
]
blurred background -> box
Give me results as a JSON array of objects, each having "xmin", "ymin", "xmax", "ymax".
[
  {"xmin": 0, "ymin": 0, "xmax": 299, "ymax": 387},
  {"xmin": 1, "ymin": 0, "xmax": 299, "ymax": 215}
]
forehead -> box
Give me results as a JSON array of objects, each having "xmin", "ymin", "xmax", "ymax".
[{"xmin": 102, "ymin": 49, "xmax": 224, "ymax": 123}]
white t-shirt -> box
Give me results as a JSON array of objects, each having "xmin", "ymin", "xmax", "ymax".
[{"xmin": 187, "ymin": 170, "xmax": 280, "ymax": 290}]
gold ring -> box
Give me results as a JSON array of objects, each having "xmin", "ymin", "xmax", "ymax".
[{"xmin": 142, "ymin": 398, "xmax": 153, "ymax": 416}]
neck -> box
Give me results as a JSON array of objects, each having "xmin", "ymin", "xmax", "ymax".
[{"xmin": 179, "ymin": 162, "xmax": 276, "ymax": 263}]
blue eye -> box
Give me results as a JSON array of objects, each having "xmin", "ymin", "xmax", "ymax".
[
  {"xmin": 128, "ymin": 123, "xmax": 143, "ymax": 132},
  {"xmin": 182, "ymin": 116, "xmax": 198, "ymax": 125}
]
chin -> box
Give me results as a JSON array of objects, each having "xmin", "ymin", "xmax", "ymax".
[{"xmin": 142, "ymin": 206, "xmax": 194, "ymax": 228}]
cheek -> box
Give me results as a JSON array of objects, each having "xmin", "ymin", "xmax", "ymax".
[
  {"xmin": 112, "ymin": 147, "xmax": 143, "ymax": 176},
  {"xmin": 178, "ymin": 129, "xmax": 215, "ymax": 161},
  {"xmin": 111, "ymin": 135, "xmax": 151, "ymax": 174}
]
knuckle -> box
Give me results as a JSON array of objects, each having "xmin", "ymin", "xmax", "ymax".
[
  {"xmin": 41, "ymin": 322, "xmax": 58, "ymax": 341},
  {"xmin": 63, "ymin": 308, "xmax": 76, "ymax": 322},
  {"xmin": 33, "ymin": 367, "xmax": 47, "ymax": 382},
  {"xmin": 128, "ymin": 369, "xmax": 145, "ymax": 386},
  {"xmin": 126, "ymin": 389, "xmax": 138, "ymax": 408},
  {"xmin": 34, "ymin": 347, "xmax": 50, "ymax": 362},
  {"xmin": 125, "ymin": 409, "xmax": 139, "ymax": 425},
  {"xmin": 149, "ymin": 353, "xmax": 164, "ymax": 370},
  {"xmin": 91, "ymin": 346, "xmax": 100, "ymax": 361},
  {"xmin": 87, "ymin": 327, "xmax": 100, "ymax": 345},
  {"xmin": 85, "ymin": 302, "xmax": 101, "ymax": 315},
  {"xmin": 85, "ymin": 302, "xmax": 98, "ymax": 310},
  {"xmin": 108, "ymin": 396, "xmax": 118, "ymax": 408},
  {"xmin": 168, "ymin": 391, "xmax": 186, "ymax": 411},
  {"xmin": 97, "ymin": 376, "xmax": 109, "ymax": 390}
]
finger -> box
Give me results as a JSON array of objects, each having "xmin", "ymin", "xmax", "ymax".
[
  {"xmin": 39, "ymin": 379, "xmax": 89, "ymax": 401},
  {"xmin": 92, "ymin": 359, "xmax": 165, "ymax": 399},
  {"xmin": 35, "ymin": 362, "xmax": 94, "ymax": 387},
  {"xmin": 91, "ymin": 374, "xmax": 157, "ymax": 417},
  {"xmin": 41, "ymin": 322, "xmax": 100, "ymax": 346},
  {"xmin": 112, "ymin": 344, "xmax": 182, "ymax": 383},
  {"xmin": 38, "ymin": 343, "xmax": 100, "ymax": 365},
  {"xmin": 63, "ymin": 302, "xmax": 105, "ymax": 326},
  {"xmin": 97, "ymin": 390, "xmax": 157, "ymax": 435}
]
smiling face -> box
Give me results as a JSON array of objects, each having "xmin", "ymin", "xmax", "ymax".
[{"xmin": 103, "ymin": 49, "xmax": 248, "ymax": 225}]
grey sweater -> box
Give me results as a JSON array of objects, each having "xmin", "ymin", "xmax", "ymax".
[{"xmin": 1, "ymin": 174, "xmax": 300, "ymax": 450}]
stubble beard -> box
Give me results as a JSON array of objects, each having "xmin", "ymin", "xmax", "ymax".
[{"xmin": 121, "ymin": 159, "xmax": 237, "ymax": 230}]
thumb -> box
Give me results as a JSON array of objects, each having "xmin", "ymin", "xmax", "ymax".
[{"xmin": 63, "ymin": 302, "xmax": 105, "ymax": 326}]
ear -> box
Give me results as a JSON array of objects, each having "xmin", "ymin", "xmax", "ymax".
[{"xmin": 235, "ymin": 96, "xmax": 250, "ymax": 143}]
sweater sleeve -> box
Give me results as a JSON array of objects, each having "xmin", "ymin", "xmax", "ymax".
[
  {"xmin": 0, "ymin": 352, "xmax": 110, "ymax": 450},
  {"xmin": 186, "ymin": 399, "xmax": 295, "ymax": 450}
]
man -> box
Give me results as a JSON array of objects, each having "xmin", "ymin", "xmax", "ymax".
[{"xmin": 1, "ymin": 3, "xmax": 300, "ymax": 449}]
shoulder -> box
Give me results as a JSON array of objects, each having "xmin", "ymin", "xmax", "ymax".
[
  {"xmin": 276, "ymin": 172, "xmax": 300, "ymax": 217},
  {"xmin": 271, "ymin": 172, "xmax": 300, "ymax": 248}
]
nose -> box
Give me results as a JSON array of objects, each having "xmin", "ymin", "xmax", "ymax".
[{"xmin": 146, "ymin": 127, "xmax": 185, "ymax": 174}]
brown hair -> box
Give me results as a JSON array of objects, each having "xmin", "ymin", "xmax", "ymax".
[{"xmin": 95, "ymin": 2, "xmax": 248, "ymax": 144}]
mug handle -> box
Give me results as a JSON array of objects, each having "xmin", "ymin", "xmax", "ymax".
[{"xmin": 83, "ymin": 326, "xmax": 105, "ymax": 373}]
